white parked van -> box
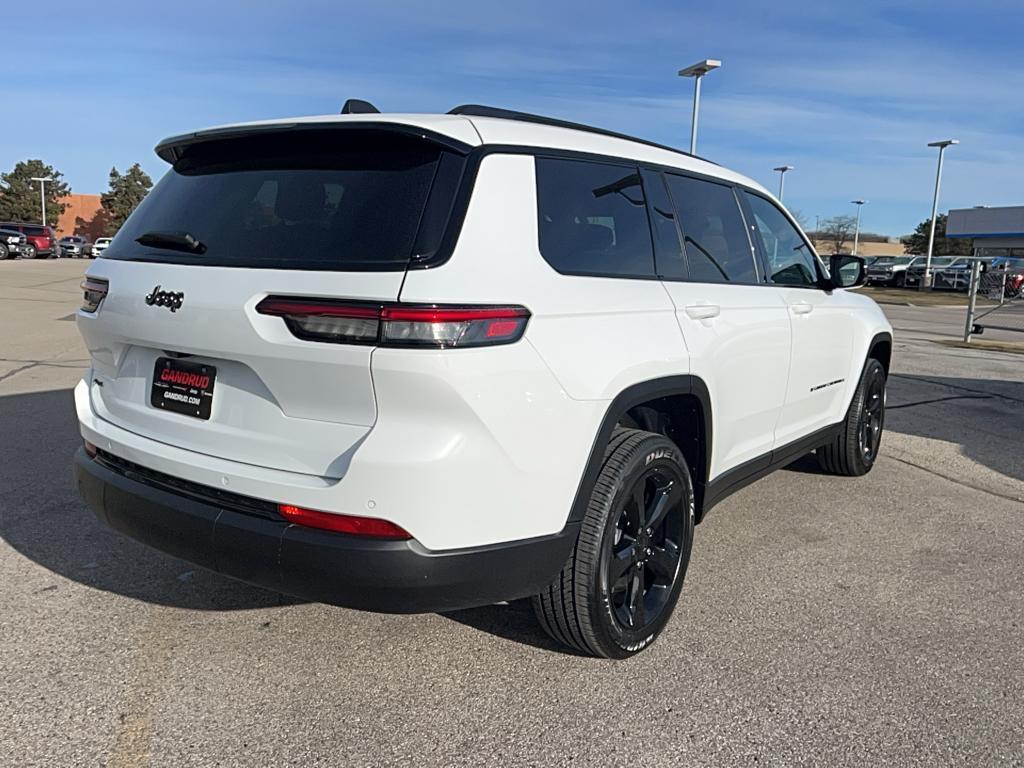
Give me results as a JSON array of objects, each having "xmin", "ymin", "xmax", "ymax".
[{"xmin": 74, "ymin": 105, "xmax": 892, "ymax": 658}]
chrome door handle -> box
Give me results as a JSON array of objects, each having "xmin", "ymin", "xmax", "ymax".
[
  {"xmin": 790, "ymin": 302, "xmax": 813, "ymax": 315},
  {"xmin": 684, "ymin": 304, "xmax": 721, "ymax": 320}
]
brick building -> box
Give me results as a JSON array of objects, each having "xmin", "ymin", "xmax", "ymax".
[{"xmin": 56, "ymin": 193, "xmax": 106, "ymax": 239}]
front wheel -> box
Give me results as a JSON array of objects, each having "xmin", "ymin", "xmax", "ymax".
[
  {"xmin": 533, "ymin": 428, "xmax": 695, "ymax": 658},
  {"xmin": 817, "ymin": 358, "xmax": 886, "ymax": 476}
]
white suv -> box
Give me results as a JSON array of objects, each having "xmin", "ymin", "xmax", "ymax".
[{"xmin": 73, "ymin": 105, "xmax": 892, "ymax": 658}]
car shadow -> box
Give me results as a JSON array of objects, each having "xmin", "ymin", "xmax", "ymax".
[
  {"xmin": 779, "ymin": 373, "xmax": 1024, "ymax": 483},
  {"xmin": 779, "ymin": 453, "xmax": 823, "ymax": 475},
  {"xmin": 441, "ymin": 599, "xmax": 580, "ymax": 655},
  {"xmin": 884, "ymin": 373, "xmax": 1024, "ymax": 482},
  {"xmin": 0, "ymin": 387, "xmax": 296, "ymax": 610}
]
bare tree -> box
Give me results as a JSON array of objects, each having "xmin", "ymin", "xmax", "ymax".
[
  {"xmin": 819, "ymin": 215, "xmax": 857, "ymax": 255},
  {"xmin": 788, "ymin": 208, "xmax": 809, "ymax": 231}
]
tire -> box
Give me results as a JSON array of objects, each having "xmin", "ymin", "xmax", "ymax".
[
  {"xmin": 0, "ymin": 243, "xmax": 8, "ymax": 260},
  {"xmin": 22, "ymin": 245, "xmax": 36, "ymax": 260},
  {"xmin": 817, "ymin": 358, "xmax": 886, "ymax": 476},
  {"xmin": 533, "ymin": 428, "xmax": 695, "ymax": 659},
  {"xmin": 894, "ymin": 273, "xmax": 905, "ymax": 288}
]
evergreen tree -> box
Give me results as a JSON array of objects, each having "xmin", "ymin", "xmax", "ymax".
[
  {"xmin": 100, "ymin": 163, "xmax": 153, "ymax": 234},
  {"xmin": 0, "ymin": 160, "xmax": 71, "ymax": 225},
  {"xmin": 901, "ymin": 214, "xmax": 973, "ymax": 256}
]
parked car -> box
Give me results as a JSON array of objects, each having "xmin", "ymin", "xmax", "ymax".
[
  {"xmin": 0, "ymin": 222, "xmax": 60, "ymax": 258},
  {"xmin": 866, "ymin": 255, "xmax": 923, "ymax": 287},
  {"xmin": 903, "ymin": 256, "xmax": 954, "ymax": 288},
  {"xmin": 0, "ymin": 227, "xmax": 33, "ymax": 259},
  {"xmin": 59, "ymin": 235, "xmax": 93, "ymax": 258},
  {"xmin": 989, "ymin": 257, "xmax": 1024, "ymax": 298},
  {"xmin": 73, "ymin": 104, "xmax": 893, "ymax": 659},
  {"xmin": 934, "ymin": 257, "xmax": 985, "ymax": 291},
  {"xmin": 91, "ymin": 236, "xmax": 113, "ymax": 258}
]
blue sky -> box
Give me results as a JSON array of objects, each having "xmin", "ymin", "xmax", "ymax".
[{"xmin": 3, "ymin": 0, "xmax": 1021, "ymax": 235}]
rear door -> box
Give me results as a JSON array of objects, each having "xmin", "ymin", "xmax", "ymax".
[
  {"xmin": 79, "ymin": 127, "xmax": 467, "ymax": 477},
  {"xmin": 740, "ymin": 191, "xmax": 856, "ymax": 444},
  {"xmin": 652, "ymin": 170, "xmax": 792, "ymax": 480}
]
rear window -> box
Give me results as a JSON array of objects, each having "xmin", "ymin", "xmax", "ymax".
[
  {"xmin": 665, "ymin": 174, "xmax": 759, "ymax": 284},
  {"xmin": 104, "ymin": 130, "xmax": 463, "ymax": 271},
  {"xmin": 536, "ymin": 157, "xmax": 655, "ymax": 278}
]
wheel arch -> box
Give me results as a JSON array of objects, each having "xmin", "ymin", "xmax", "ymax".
[
  {"xmin": 867, "ymin": 331, "xmax": 892, "ymax": 376},
  {"xmin": 567, "ymin": 375, "xmax": 713, "ymax": 526}
]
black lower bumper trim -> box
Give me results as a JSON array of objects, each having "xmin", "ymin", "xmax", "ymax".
[{"xmin": 73, "ymin": 449, "xmax": 578, "ymax": 613}]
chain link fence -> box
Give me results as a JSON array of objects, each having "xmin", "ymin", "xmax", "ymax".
[{"xmin": 964, "ymin": 259, "xmax": 1024, "ymax": 341}]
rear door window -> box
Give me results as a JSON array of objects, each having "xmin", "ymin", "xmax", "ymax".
[
  {"xmin": 536, "ymin": 157, "xmax": 655, "ymax": 278},
  {"xmin": 105, "ymin": 130, "xmax": 460, "ymax": 271},
  {"xmin": 665, "ymin": 174, "xmax": 759, "ymax": 284}
]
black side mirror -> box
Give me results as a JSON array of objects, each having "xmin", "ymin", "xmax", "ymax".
[{"xmin": 828, "ymin": 254, "xmax": 866, "ymax": 289}]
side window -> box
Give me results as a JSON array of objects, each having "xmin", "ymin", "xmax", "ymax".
[
  {"xmin": 536, "ymin": 157, "xmax": 655, "ymax": 278},
  {"xmin": 640, "ymin": 169, "xmax": 685, "ymax": 280},
  {"xmin": 743, "ymin": 192, "xmax": 820, "ymax": 287},
  {"xmin": 665, "ymin": 174, "xmax": 759, "ymax": 284}
]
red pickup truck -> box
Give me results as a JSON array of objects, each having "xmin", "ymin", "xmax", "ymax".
[{"xmin": 0, "ymin": 222, "xmax": 59, "ymax": 258}]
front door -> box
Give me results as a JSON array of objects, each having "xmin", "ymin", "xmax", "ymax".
[{"xmin": 740, "ymin": 191, "xmax": 856, "ymax": 446}]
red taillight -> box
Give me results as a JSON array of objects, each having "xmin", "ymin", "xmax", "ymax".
[
  {"xmin": 256, "ymin": 297, "xmax": 529, "ymax": 348},
  {"xmin": 278, "ymin": 504, "xmax": 411, "ymax": 539},
  {"xmin": 81, "ymin": 277, "xmax": 109, "ymax": 313}
]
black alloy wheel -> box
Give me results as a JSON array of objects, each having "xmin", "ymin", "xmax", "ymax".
[
  {"xmin": 818, "ymin": 358, "xmax": 887, "ymax": 477},
  {"xmin": 534, "ymin": 428, "xmax": 695, "ymax": 658},
  {"xmin": 602, "ymin": 467, "xmax": 684, "ymax": 634},
  {"xmin": 858, "ymin": 365, "xmax": 885, "ymax": 464}
]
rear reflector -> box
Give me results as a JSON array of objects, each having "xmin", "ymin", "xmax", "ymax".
[
  {"xmin": 81, "ymin": 277, "xmax": 109, "ymax": 313},
  {"xmin": 83, "ymin": 440, "xmax": 98, "ymax": 458},
  {"xmin": 256, "ymin": 297, "xmax": 529, "ymax": 348},
  {"xmin": 278, "ymin": 504, "xmax": 412, "ymax": 539}
]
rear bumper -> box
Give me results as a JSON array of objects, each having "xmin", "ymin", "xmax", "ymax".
[{"xmin": 73, "ymin": 448, "xmax": 578, "ymax": 613}]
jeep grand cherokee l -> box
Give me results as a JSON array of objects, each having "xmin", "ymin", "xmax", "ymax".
[{"xmin": 73, "ymin": 105, "xmax": 892, "ymax": 658}]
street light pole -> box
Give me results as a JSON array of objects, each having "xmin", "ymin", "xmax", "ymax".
[
  {"xmin": 773, "ymin": 165, "xmax": 793, "ymax": 201},
  {"xmin": 30, "ymin": 176, "xmax": 54, "ymax": 227},
  {"xmin": 921, "ymin": 139, "xmax": 959, "ymax": 291},
  {"xmin": 678, "ymin": 59, "xmax": 721, "ymax": 155},
  {"xmin": 851, "ymin": 199, "xmax": 867, "ymax": 254}
]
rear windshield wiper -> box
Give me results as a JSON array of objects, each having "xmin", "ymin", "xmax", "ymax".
[{"xmin": 136, "ymin": 231, "xmax": 207, "ymax": 254}]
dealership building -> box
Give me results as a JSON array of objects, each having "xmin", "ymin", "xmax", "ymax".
[{"xmin": 946, "ymin": 205, "xmax": 1024, "ymax": 257}]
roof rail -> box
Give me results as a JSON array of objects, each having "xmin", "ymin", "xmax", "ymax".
[{"xmin": 447, "ymin": 104, "xmax": 709, "ymax": 162}]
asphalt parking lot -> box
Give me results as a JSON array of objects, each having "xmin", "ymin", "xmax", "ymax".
[{"xmin": 2, "ymin": 259, "xmax": 1022, "ymax": 767}]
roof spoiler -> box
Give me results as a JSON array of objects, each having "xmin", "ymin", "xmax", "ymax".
[{"xmin": 154, "ymin": 120, "xmax": 472, "ymax": 164}]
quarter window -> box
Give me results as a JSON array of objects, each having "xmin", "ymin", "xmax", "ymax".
[
  {"xmin": 743, "ymin": 192, "xmax": 821, "ymax": 287},
  {"xmin": 665, "ymin": 174, "xmax": 758, "ymax": 284},
  {"xmin": 536, "ymin": 158, "xmax": 655, "ymax": 278}
]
